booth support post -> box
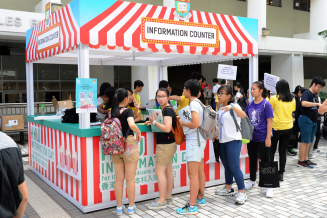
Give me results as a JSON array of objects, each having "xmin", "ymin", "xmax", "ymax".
[
  {"xmin": 26, "ymin": 62, "xmax": 34, "ymax": 116},
  {"xmin": 249, "ymin": 55, "xmax": 258, "ymax": 102},
  {"xmin": 78, "ymin": 44, "xmax": 91, "ymax": 129}
]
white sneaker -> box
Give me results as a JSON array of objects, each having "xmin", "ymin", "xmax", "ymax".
[
  {"xmin": 266, "ymin": 188, "xmax": 273, "ymax": 198},
  {"xmin": 244, "ymin": 181, "xmax": 257, "ymax": 190},
  {"xmin": 308, "ymin": 155, "xmax": 316, "ymax": 159},
  {"xmin": 316, "ymin": 149, "xmax": 324, "ymax": 153}
]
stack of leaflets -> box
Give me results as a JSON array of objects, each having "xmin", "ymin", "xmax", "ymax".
[
  {"xmin": 148, "ymin": 109, "xmax": 164, "ymax": 132},
  {"xmin": 177, "ymin": 105, "xmax": 196, "ymax": 135}
]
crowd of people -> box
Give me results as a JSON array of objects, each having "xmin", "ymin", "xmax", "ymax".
[
  {"xmin": 95, "ymin": 74, "xmax": 327, "ymax": 215},
  {"xmin": 3, "ymin": 73, "xmax": 325, "ymax": 218}
]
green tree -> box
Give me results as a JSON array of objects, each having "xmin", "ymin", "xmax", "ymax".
[{"xmin": 318, "ymin": 30, "xmax": 327, "ymax": 59}]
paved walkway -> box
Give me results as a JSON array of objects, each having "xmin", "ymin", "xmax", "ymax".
[{"xmin": 21, "ymin": 139, "xmax": 327, "ymax": 218}]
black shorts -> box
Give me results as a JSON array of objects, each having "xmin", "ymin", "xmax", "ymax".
[{"xmin": 0, "ymin": 146, "xmax": 25, "ymax": 218}]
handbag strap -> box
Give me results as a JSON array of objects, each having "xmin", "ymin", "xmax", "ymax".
[
  {"xmin": 265, "ymin": 147, "xmax": 272, "ymax": 162},
  {"xmin": 229, "ymin": 109, "xmax": 241, "ymax": 133}
]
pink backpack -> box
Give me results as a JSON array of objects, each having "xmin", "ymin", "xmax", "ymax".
[{"xmin": 100, "ymin": 108, "xmax": 129, "ymax": 155}]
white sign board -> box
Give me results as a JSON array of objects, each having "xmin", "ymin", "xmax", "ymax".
[
  {"xmin": 141, "ymin": 17, "xmax": 219, "ymax": 48},
  {"xmin": 264, "ymin": 73, "xmax": 279, "ymax": 93},
  {"xmin": 37, "ymin": 24, "xmax": 60, "ymax": 53},
  {"xmin": 217, "ymin": 64, "xmax": 237, "ymax": 80}
]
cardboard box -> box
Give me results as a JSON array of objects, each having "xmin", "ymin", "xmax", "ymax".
[
  {"xmin": 0, "ymin": 115, "xmax": 24, "ymax": 131},
  {"xmin": 52, "ymin": 95, "xmax": 73, "ymax": 112}
]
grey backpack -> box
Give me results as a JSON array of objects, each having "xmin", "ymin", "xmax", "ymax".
[
  {"xmin": 193, "ymin": 99, "xmax": 220, "ymax": 143},
  {"xmin": 229, "ymin": 109, "xmax": 253, "ymax": 144}
]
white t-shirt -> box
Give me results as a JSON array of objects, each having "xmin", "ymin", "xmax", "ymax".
[
  {"xmin": 97, "ymin": 97, "xmax": 104, "ymax": 106},
  {"xmin": 212, "ymin": 84, "xmax": 220, "ymax": 94},
  {"xmin": 186, "ymin": 100, "xmax": 206, "ymax": 144},
  {"xmin": 218, "ymin": 104, "xmax": 242, "ymax": 143},
  {"xmin": 235, "ymin": 91, "xmax": 242, "ymax": 103}
]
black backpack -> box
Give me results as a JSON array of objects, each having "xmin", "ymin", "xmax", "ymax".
[{"xmin": 237, "ymin": 97, "xmax": 247, "ymax": 111}]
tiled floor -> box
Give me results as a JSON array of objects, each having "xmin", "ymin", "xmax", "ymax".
[{"xmin": 22, "ymin": 140, "xmax": 327, "ymax": 218}]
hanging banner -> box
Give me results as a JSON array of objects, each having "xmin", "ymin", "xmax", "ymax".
[
  {"xmin": 217, "ymin": 64, "xmax": 238, "ymax": 80},
  {"xmin": 76, "ymin": 78, "xmax": 97, "ymax": 113},
  {"xmin": 141, "ymin": 17, "xmax": 219, "ymax": 48},
  {"xmin": 264, "ymin": 73, "xmax": 279, "ymax": 93},
  {"xmin": 45, "ymin": 2, "xmax": 51, "ymax": 28},
  {"xmin": 37, "ymin": 22, "xmax": 60, "ymax": 53}
]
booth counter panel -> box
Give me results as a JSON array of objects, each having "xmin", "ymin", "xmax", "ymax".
[{"xmin": 27, "ymin": 116, "xmax": 250, "ymax": 213}]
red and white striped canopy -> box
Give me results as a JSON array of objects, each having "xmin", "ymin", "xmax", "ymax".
[
  {"xmin": 26, "ymin": 4, "xmax": 80, "ymax": 63},
  {"xmin": 80, "ymin": 1, "xmax": 257, "ymax": 57}
]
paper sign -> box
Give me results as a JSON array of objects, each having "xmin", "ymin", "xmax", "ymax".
[
  {"xmin": 264, "ymin": 73, "xmax": 279, "ymax": 93},
  {"xmin": 177, "ymin": 105, "xmax": 196, "ymax": 135},
  {"xmin": 8, "ymin": 120, "xmax": 18, "ymax": 126},
  {"xmin": 217, "ymin": 64, "xmax": 237, "ymax": 80},
  {"xmin": 76, "ymin": 78, "xmax": 97, "ymax": 113}
]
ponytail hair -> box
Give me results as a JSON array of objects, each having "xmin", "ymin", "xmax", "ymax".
[
  {"xmin": 253, "ymin": 81, "xmax": 265, "ymax": 98},
  {"xmin": 111, "ymin": 88, "xmax": 128, "ymax": 118},
  {"xmin": 104, "ymin": 87, "xmax": 117, "ymax": 110},
  {"xmin": 235, "ymin": 82, "xmax": 245, "ymax": 95}
]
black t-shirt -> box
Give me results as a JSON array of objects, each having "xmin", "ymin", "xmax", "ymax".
[
  {"xmin": 155, "ymin": 107, "xmax": 176, "ymax": 144},
  {"xmin": 119, "ymin": 108, "xmax": 135, "ymax": 136},
  {"xmin": 300, "ymin": 90, "xmax": 319, "ymax": 123},
  {"xmin": 0, "ymin": 132, "xmax": 25, "ymax": 218}
]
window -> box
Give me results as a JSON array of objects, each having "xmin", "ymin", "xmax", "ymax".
[
  {"xmin": 294, "ymin": 0, "xmax": 310, "ymax": 12},
  {"xmin": 267, "ymin": 0, "xmax": 282, "ymax": 7}
]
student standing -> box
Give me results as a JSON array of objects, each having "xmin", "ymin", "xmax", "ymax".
[
  {"xmin": 212, "ymin": 78, "xmax": 220, "ymax": 109},
  {"xmin": 97, "ymin": 87, "xmax": 116, "ymax": 119},
  {"xmin": 244, "ymin": 81, "xmax": 274, "ymax": 198},
  {"xmin": 269, "ymin": 80, "xmax": 295, "ymax": 181},
  {"xmin": 123, "ymin": 87, "xmax": 141, "ymax": 122},
  {"xmin": 0, "ymin": 132, "xmax": 28, "ymax": 218},
  {"xmin": 312, "ymin": 93, "xmax": 323, "ymax": 154},
  {"xmin": 110, "ymin": 88, "xmax": 142, "ymax": 215},
  {"xmin": 133, "ymin": 80, "xmax": 144, "ymax": 119},
  {"xmin": 176, "ymin": 80, "xmax": 206, "ymax": 215},
  {"xmin": 233, "ymin": 82, "xmax": 244, "ymax": 102},
  {"xmin": 215, "ymin": 85, "xmax": 247, "ymax": 204},
  {"xmin": 297, "ymin": 77, "xmax": 325, "ymax": 168},
  {"xmin": 146, "ymin": 88, "xmax": 177, "ymax": 209}
]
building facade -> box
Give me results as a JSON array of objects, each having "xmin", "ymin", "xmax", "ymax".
[{"xmin": 0, "ymin": 0, "xmax": 326, "ymax": 104}]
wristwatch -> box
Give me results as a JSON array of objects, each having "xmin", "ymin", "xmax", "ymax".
[
  {"xmin": 152, "ymin": 120, "xmax": 157, "ymax": 125},
  {"xmin": 231, "ymin": 103, "xmax": 235, "ymax": 110}
]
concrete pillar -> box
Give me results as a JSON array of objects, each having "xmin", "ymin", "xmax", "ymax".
[
  {"xmin": 247, "ymin": 0, "xmax": 266, "ymax": 37},
  {"xmin": 308, "ymin": 0, "xmax": 327, "ymax": 40},
  {"xmin": 163, "ymin": 0, "xmax": 174, "ymax": 7},
  {"xmin": 132, "ymin": 66, "xmax": 158, "ymax": 105},
  {"xmin": 271, "ymin": 54, "xmax": 304, "ymax": 92}
]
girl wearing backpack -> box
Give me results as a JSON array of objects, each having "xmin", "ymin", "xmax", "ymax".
[
  {"xmin": 269, "ymin": 80, "xmax": 295, "ymax": 182},
  {"xmin": 244, "ymin": 81, "xmax": 274, "ymax": 198},
  {"xmin": 110, "ymin": 88, "xmax": 142, "ymax": 215},
  {"xmin": 214, "ymin": 85, "xmax": 247, "ymax": 205},
  {"xmin": 145, "ymin": 88, "xmax": 177, "ymax": 210}
]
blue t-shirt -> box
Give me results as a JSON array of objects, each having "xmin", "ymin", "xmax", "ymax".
[
  {"xmin": 300, "ymin": 90, "xmax": 318, "ymax": 123},
  {"xmin": 245, "ymin": 99, "xmax": 274, "ymax": 142}
]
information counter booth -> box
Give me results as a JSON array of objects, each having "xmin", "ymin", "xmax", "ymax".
[{"xmin": 25, "ymin": 0, "xmax": 258, "ymax": 212}]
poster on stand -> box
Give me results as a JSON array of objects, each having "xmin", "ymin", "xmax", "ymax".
[
  {"xmin": 76, "ymin": 78, "xmax": 97, "ymax": 113},
  {"xmin": 217, "ymin": 64, "xmax": 237, "ymax": 80},
  {"xmin": 264, "ymin": 73, "xmax": 279, "ymax": 93}
]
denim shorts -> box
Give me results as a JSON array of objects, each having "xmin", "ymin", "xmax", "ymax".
[
  {"xmin": 186, "ymin": 141, "xmax": 206, "ymax": 162},
  {"xmin": 298, "ymin": 115, "xmax": 318, "ymax": 144}
]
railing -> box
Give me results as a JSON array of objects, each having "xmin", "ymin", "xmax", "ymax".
[{"xmin": 0, "ymin": 102, "xmax": 75, "ymax": 143}]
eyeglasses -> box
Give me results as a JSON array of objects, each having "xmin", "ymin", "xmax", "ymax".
[
  {"xmin": 316, "ymin": 85, "xmax": 323, "ymax": 89},
  {"xmin": 156, "ymin": 95, "xmax": 167, "ymax": 99},
  {"xmin": 218, "ymin": 93, "xmax": 227, "ymax": 96}
]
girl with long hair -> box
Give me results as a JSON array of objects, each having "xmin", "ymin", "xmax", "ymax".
[
  {"xmin": 269, "ymin": 80, "xmax": 295, "ymax": 181},
  {"xmin": 110, "ymin": 88, "xmax": 142, "ymax": 215},
  {"xmin": 146, "ymin": 88, "xmax": 177, "ymax": 209},
  {"xmin": 215, "ymin": 85, "xmax": 247, "ymax": 204},
  {"xmin": 123, "ymin": 87, "xmax": 141, "ymax": 122},
  {"xmin": 233, "ymin": 82, "xmax": 244, "ymax": 102},
  {"xmin": 96, "ymin": 82, "xmax": 111, "ymax": 121},
  {"xmin": 244, "ymin": 81, "xmax": 274, "ymax": 197}
]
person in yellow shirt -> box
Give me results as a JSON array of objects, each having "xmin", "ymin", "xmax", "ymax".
[
  {"xmin": 133, "ymin": 80, "xmax": 144, "ymax": 120},
  {"xmin": 125, "ymin": 87, "xmax": 141, "ymax": 122},
  {"xmin": 269, "ymin": 80, "xmax": 295, "ymax": 181}
]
